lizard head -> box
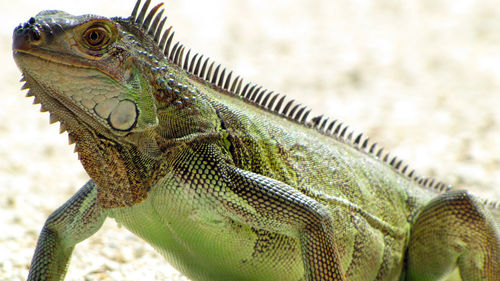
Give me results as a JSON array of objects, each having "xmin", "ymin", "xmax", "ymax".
[
  {"xmin": 11, "ymin": 2, "xmax": 191, "ymax": 207},
  {"xmin": 12, "ymin": 9, "xmax": 161, "ymax": 139}
]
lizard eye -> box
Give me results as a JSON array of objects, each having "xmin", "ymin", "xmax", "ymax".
[
  {"xmin": 75, "ymin": 20, "xmax": 117, "ymax": 57},
  {"xmin": 83, "ymin": 26, "xmax": 109, "ymax": 50}
]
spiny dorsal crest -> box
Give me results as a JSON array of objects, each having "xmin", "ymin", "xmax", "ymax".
[{"xmin": 127, "ymin": 0, "xmax": 497, "ymax": 207}]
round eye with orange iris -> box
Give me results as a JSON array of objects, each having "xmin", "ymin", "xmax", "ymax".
[{"xmin": 83, "ymin": 26, "xmax": 109, "ymax": 50}]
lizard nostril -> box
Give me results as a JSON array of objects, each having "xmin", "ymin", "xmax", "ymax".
[
  {"xmin": 29, "ymin": 28, "xmax": 41, "ymax": 42},
  {"xmin": 13, "ymin": 21, "xmax": 43, "ymax": 51}
]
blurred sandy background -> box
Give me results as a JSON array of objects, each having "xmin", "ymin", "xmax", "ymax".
[{"xmin": 1, "ymin": 0, "xmax": 499, "ymax": 280}]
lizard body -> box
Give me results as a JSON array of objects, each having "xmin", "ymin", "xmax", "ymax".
[{"xmin": 12, "ymin": 1, "xmax": 500, "ymax": 280}]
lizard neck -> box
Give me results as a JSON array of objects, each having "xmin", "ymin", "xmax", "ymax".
[
  {"xmin": 84, "ymin": 75, "xmax": 225, "ymax": 209},
  {"xmin": 75, "ymin": 127, "xmax": 164, "ymax": 208}
]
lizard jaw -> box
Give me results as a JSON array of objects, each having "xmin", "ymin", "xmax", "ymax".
[{"xmin": 20, "ymin": 73, "xmax": 81, "ymax": 151}]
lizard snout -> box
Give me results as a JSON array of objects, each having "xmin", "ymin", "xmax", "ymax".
[{"xmin": 13, "ymin": 18, "xmax": 44, "ymax": 52}]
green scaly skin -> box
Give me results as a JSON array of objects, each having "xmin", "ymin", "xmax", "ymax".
[{"xmin": 12, "ymin": 1, "xmax": 500, "ymax": 280}]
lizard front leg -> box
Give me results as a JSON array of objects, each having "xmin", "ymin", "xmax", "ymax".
[
  {"xmin": 225, "ymin": 166, "xmax": 346, "ymax": 281},
  {"xmin": 27, "ymin": 180, "xmax": 107, "ymax": 281}
]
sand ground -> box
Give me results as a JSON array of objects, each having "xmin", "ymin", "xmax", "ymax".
[{"xmin": 1, "ymin": 0, "xmax": 499, "ymax": 280}]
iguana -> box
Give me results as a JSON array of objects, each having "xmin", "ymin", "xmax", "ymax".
[{"xmin": 12, "ymin": 0, "xmax": 500, "ymax": 280}]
